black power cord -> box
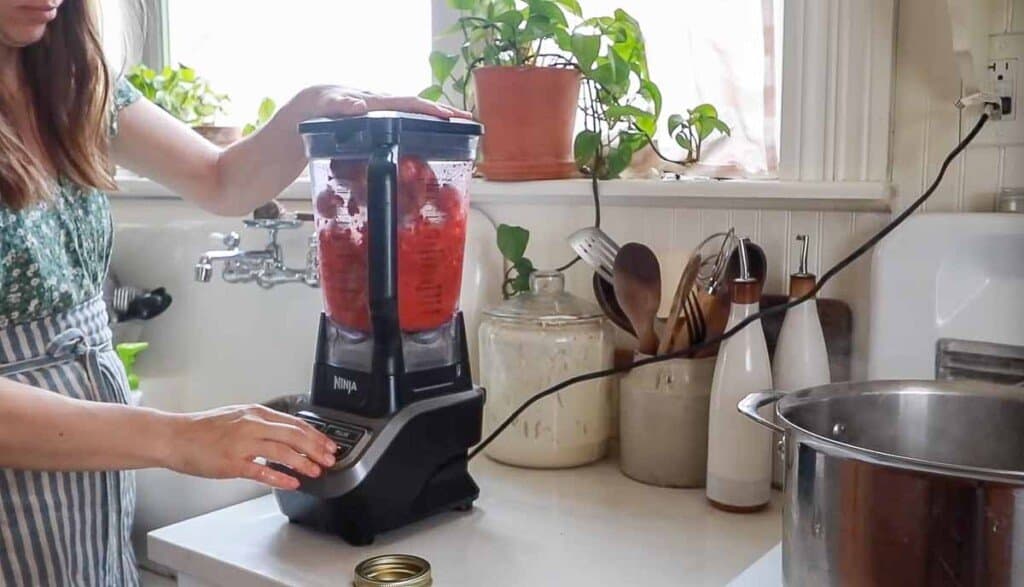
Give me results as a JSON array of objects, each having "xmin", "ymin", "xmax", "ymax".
[{"xmin": 469, "ymin": 111, "xmax": 993, "ymax": 461}]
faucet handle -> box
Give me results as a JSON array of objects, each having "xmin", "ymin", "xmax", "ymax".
[{"xmin": 210, "ymin": 231, "xmax": 241, "ymax": 248}]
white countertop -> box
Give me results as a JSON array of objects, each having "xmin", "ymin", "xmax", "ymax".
[{"xmin": 149, "ymin": 458, "xmax": 781, "ymax": 586}]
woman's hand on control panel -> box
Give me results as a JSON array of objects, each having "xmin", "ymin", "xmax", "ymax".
[{"xmin": 162, "ymin": 405, "xmax": 338, "ymax": 490}]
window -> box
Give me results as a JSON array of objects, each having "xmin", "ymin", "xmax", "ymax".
[
  {"xmin": 130, "ymin": 1, "xmax": 891, "ymax": 186},
  {"xmin": 579, "ymin": 0, "xmax": 783, "ymax": 178},
  {"xmin": 165, "ymin": 1, "xmax": 432, "ymax": 126}
]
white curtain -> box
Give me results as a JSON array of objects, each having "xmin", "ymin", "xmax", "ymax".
[{"xmin": 584, "ymin": 0, "xmax": 781, "ymax": 178}]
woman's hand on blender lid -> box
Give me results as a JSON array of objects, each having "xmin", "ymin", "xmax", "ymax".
[
  {"xmin": 161, "ymin": 405, "xmax": 338, "ymax": 491},
  {"xmin": 297, "ymin": 85, "xmax": 473, "ymax": 120}
]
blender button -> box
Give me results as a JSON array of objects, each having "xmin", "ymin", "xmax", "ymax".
[
  {"xmin": 328, "ymin": 426, "xmax": 363, "ymax": 443},
  {"xmin": 303, "ymin": 418, "xmax": 328, "ymax": 432}
]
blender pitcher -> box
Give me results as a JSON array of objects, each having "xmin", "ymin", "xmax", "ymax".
[{"xmin": 302, "ymin": 112, "xmax": 482, "ymax": 417}]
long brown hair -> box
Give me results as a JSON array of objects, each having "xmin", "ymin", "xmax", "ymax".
[{"xmin": 0, "ymin": 0, "xmax": 115, "ymax": 210}]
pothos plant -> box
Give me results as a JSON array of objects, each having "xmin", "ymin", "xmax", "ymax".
[
  {"xmin": 666, "ymin": 103, "xmax": 731, "ymax": 165},
  {"xmin": 496, "ymin": 224, "xmax": 535, "ymax": 299},
  {"xmin": 422, "ymin": 0, "xmax": 660, "ymax": 180},
  {"xmin": 127, "ymin": 64, "xmax": 230, "ymax": 126},
  {"xmin": 571, "ymin": 10, "xmax": 661, "ymax": 179}
]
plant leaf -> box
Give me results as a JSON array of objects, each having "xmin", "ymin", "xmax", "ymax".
[
  {"xmin": 553, "ymin": 0, "xmax": 582, "ymax": 17},
  {"xmin": 513, "ymin": 257, "xmax": 535, "ymax": 276},
  {"xmin": 604, "ymin": 145, "xmax": 633, "ymax": 179},
  {"xmin": 667, "ymin": 113, "xmax": 685, "ymax": 135},
  {"xmin": 257, "ymin": 97, "xmax": 276, "ymax": 124},
  {"xmin": 419, "ymin": 85, "xmax": 444, "ymax": 101},
  {"xmin": 428, "ymin": 51, "xmax": 459, "ymax": 84},
  {"xmin": 448, "ymin": 0, "xmax": 476, "ymax": 10},
  {"xmin": 640, "ymin": 79, "xmax": 662, "ymax": 118},
  {"xmin": 695, "ymin": 117, "xmax": 714, "ymax": 141},
  {"xmin": 511, "ymin": 258, "xmax": 534, "ymax": 293},
  {"xmin": 527, "ymin": 0, "xmax": 568, "ymax": 27},
  {"xmin": 521, "ymin": 14, "xmax": 556, "ymax": 44},
  {"xmin": 609, "ymin": 49, "xmax": 631, "ymax": 90},
  {"xmin": 674, "ymin": 133, "xmax": 693, "ymax": 152},
  {"xmin": 573, "ymin": 130, "xmax": 601, "ymax": 168},
  {"xmin": 710, "ymin": 118, "xmax": 732, "ymax": 136},
  {"xmin": 492, "ymin": 8, "xmax": 524, "ymax": 33},
  {"xmin": 496, "ymin": 224, "xmax": 530, "ymax": 262},
  {"xmin": 570, "ymin": 33, "xmax": 600, "ymax": 71},
  {"xmin": 618, "ymin": 131, "xmax": 648, "ymax": 152},
  {"xmin": 692, "ymin": 103, "xmax": 719, "ymax": 119}
]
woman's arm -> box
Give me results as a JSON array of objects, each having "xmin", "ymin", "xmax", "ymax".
[
  {"xmin": 0, "ymin": 377, "xmax": 337, "ymax": 490},
  {"xmin": 110, "ymin": 86, "xmax": 470, "ymax": 216}
]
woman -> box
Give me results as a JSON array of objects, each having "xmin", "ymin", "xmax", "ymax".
[{"xmin": 0, "ymin": 1, "xmax": 469, "ymax": 585}]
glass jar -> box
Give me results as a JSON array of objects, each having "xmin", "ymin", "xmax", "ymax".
[{"xmin": 479, "ymin": 270, "xmax": 614, "ymax": 468}]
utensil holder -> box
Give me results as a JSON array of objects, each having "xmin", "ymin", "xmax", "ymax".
[{"xmin": 619, "ymin": 355, "xmax": 716, "ymax": 488}]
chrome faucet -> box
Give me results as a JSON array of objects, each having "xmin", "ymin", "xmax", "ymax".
[{"xmin": 195, "ymin": 209, "xmax": 319, "ymax": 289}]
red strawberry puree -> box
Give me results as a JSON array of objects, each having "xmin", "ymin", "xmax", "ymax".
[{"xmin": 316, "ymin": 156, "xmax": 467, "ymax": 333}]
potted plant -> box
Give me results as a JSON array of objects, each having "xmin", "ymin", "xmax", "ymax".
[
  {"xmin": 666, "ymin": 104, "xmax": 731, "ymax": 164},
  {"xmin": 127, "ymin": 64, "xmax": 238, "ymax": 147},
  {"xmin": 423, "ymin": 1, "xmax": 659, "ymax": 182}
]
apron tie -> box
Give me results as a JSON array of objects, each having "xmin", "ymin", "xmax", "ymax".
[
  {"xmin": 45, "ymin": 328, "xmax": 89, "ymax": 358},
  {"xmin": 1, "ymin": 327, "xmax": 111, "ymax": 383}
]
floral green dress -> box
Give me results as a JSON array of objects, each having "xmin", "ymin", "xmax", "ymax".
[
  {"xmin": 0, "ymin": 78, "xmax": 141, "ymax": 328},
  {"xmin": 0, "ymin": 77, "xmax": 143, "ymax": 587}
]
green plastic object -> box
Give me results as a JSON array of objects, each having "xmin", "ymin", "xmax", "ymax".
[{"xmin": 115, "ymin": 342, "xmax": 149, "ymax": 391}]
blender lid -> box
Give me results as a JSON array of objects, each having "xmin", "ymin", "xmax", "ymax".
[
  {"xmin": 484, "ymin": 270, "xmax": 605, "ymax": 323},
  {"xmin": 299, "ymin": 111, "xmax": 482, "ymax": 137}
]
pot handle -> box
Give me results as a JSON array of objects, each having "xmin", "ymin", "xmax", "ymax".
[{"xmin": 737, "ymin": 391, "xmax": 786, "ymax": 434}]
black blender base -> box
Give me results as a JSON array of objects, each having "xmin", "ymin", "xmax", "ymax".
[
  {"xmin": 274, "ymin": 387, "xmax": 484, "ymax": 546},
  {"xmin": 276, "ymin": 459, "xmax": 478, "ymax": 546}
]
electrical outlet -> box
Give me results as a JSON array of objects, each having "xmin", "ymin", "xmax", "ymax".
[{"xmin": 989, "ymin": 59, "xmax": 1017, "ymax": 121}]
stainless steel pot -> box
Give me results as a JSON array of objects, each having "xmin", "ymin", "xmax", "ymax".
[{"xmin": 740, "ymin": 380, "xmax": 1024, "ymax": 587}]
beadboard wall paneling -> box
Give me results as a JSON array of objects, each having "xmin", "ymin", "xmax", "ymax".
[
  {"xmin": 476, "ymin": 201, "xmax": 888, "ymax": 381},
  {"xmin": 891, "ymin": 0, "xmax": 1024, "ymax": 214}
]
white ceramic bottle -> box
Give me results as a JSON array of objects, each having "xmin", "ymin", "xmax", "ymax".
[
  {"xmin": 771, "ymin": 235, "xmax": 830, "ymax": 487},
  {"xmin": 706, "ymin": 238, "xmax": 774, "ymax": 512}
]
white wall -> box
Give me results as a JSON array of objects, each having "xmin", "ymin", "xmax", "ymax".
[{"xmin": 892, "ymin": 0, "xmax": 1024, "ymax": 213}]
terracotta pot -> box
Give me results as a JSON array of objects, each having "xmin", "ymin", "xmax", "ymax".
[
  {"xmin": 472, "ymin": 66, "xmax": 580, "ymax": 181},
  {"xmin": 193, "ymin": 125, "xmax": 242, "ymax": 147}
]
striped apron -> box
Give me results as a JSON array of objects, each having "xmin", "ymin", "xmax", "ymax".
[{"xmin": 0, "ymin": 296, "xmax": 138, "ymax": 586}]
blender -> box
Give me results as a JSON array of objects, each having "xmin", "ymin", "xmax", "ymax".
[{"xmin": 273, "ymin": 112, "xmax": 484, "ymax": 546}]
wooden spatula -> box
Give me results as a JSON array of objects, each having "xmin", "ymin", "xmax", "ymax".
[{"xmin": 658, "ymin": 253, "xmax": 702, "ymax": 355}]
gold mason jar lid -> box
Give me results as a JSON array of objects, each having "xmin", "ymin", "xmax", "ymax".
[{"xmin": 353, "ymin": 554, "xmax": 432, "ymax": 587}]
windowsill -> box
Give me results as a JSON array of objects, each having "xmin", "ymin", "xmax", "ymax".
[{"xmin": 112, "ymin": 174, "xmax": 893, "ymax": 212}]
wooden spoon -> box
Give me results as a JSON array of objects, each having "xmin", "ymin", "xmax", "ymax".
[
  {"xmin": 592, "ymin": 273, "xmax": 636, "ymax": 336},
  {"xmin": 613, "ymin": 243, "xmax": 662, "ymax": 356},
  {"xmin": 658, "ymin": 253, "xmax": 702, "ymax": 355}
]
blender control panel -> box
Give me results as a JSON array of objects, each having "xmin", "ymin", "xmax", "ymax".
[{"xmin": 297, "ymin": 411, "xmax": 371, "ymax": 468}]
